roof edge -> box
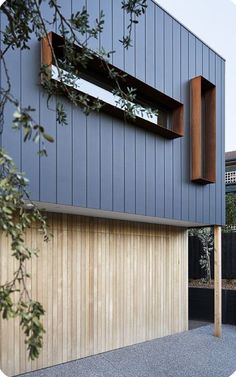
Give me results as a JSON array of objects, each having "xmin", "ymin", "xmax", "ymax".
[{"xmin": 152, "ymin": 0, "xmax": 226, "ymax": 62}]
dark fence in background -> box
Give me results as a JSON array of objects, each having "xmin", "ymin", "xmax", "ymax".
[
  {"xmin": 189, "ymin": 288, "xmax": 236, "ymax": 325},
  {"xmin": 222, "ymin": 233, "xmax": 236, "ymax": 279},
  {"xmin": 189, "ymin": 233, "xmax": 236, "ymax": 279}
]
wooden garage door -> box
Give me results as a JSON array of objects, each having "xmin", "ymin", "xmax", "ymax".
[{"xmin": 0, "ymin": 213, "xmax": 188, "ymax": 376}]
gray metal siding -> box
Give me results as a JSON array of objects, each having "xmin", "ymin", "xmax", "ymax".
[
  {"xmin": 202, "ymin": 44, "xmax": 210, "ymax": 224},
  {"xmin": 222, "ymin": 62, "xmax": 226, "ymax": 224},
  {"xmin": 164, "ymin": 13, "xmax": 173, "ymax": 220},
  {"xmin": 124, "ymin": 125, "xmax": 136, "ymax": 214},
  {"xmin": 195, "ymin": 39, "xmax": 204, "ymax": 224},
  {"xmin": 101, "ymin": 114, "xmax": 113, "ymax": 211},
  {"xmin": 21, "ymin": 43, "xmax": 40, "ymax": 201},
  {"xmin": 216, "ymin": 57, "xmax": 223, "ymax": 224},
  {"xmin": 188, "ymin": 33, "xmax": 196, "ymax": 222},
  {"xmin": 0, "ymin": 0, "xmax": 225, "ymax": 225},
  {"xmin": 180, "ymin": 27, "xmax": 189, "ymax": 221},
  {"xmin": 172, "ymin": 20, "xmax": 181, "ymax": 220},
  {"xmin": 73, "ymin": 111, "xmax": 87, "ymax": 207},
  {"xmin": 209, "ymin": 50, "xmax": 217, "ymax": 225}
]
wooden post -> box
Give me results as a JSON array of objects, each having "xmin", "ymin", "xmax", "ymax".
[{"xmin": 214, "ymin": 225, "xmax": 222, "ymax": 337}]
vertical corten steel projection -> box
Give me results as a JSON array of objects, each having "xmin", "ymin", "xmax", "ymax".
[{"xmin": 191, "ymin": 76, "xmax": 216, "ymax": 184}]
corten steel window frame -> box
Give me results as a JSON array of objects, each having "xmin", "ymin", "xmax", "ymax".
[
  {"xmin": 41, "ymin": 32, "xmax": 184, "ymax": 139},
  {"xmin": 191, "ymin": 75, "xmax": 216, "ymax": 184}
]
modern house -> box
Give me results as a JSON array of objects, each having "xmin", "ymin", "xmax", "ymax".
[
  {"xmin": 0, "ymin": 0, "xmax": 225, "ymax": 375},
  {"xmin": 225, "ymin": 151, "xmax": 236, "ymax": 193}
]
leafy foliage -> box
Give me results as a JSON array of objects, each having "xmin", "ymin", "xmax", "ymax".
[
  {"xmin": 224, "ymin": 192, "xmax": 236, "ymax": 231},
  {"xmin": 0, "ymin": 149, "xmax": 49, "ymax": 359},
  {"xmin": 121, "ymin": 0, "xmax": 147, "ymax": 48},
  {"xmin": 0, "ymin": 0, "xmax": 147, "ymax": 361}
]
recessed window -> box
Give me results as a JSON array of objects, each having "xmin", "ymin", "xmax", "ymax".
[
  {"xmin": 41, "ymin": 32, "xmax": 184, "ymax": 139},
  {"xmin": 191, "ymin": 75, "xmax": 216, "ymax": 184}
]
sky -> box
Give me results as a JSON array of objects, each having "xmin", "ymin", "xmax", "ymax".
[{"xmin": 155, "ymin": 0, "xmax": 236, "ymax": 152}]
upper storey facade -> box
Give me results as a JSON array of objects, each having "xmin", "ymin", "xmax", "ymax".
[{"xmin": 0, "ymin": 0, "xmax": 225, "ymax": 226}]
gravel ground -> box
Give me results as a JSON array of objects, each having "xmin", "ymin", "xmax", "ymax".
[{"xmin": 18, "ymin": 325, "xmax": 236, "ymax": 377}]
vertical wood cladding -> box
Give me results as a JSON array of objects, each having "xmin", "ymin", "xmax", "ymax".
[
  {"xmin": 0, "ymin": 0, "xmax": 225, "ymax": 225},
  {"xmin": 0, "ymin": 214, "xmax": 188, "ymax": 376}
]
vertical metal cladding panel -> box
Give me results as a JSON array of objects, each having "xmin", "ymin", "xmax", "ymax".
[
  {"xmin": 135, "ymin": 129, "xmax": 146, "ymax": 215},
  {"xmin": 124, "ymin": 124, "xmax": 136, "ymax": 214},
  {"xmin": 72, "ymin": 108, "xmax": 87, "ymax": 208},
  {"xmin": 221, "ymin": 61, "xmax": 226, "ymax": 225},
  {"xmin": 123, "ymin": 0, "xmax": 136, "ymax": 215},
  {"xmin": 145, "ymin": 2, "xmax": 155, "ymax": 87},
  {"xmin": 0, "ymin": 15, "xmax": 1, "ymax": 150},
  {"xmin": 112, "ymin": 0, "xmax": 124, "ymax": 69},
  {"xmin": 133, "ymin": 0, "xmax": 146, "ymax": 213},
  {"xmin": 113, "ymin": 119, "xmax": 125, "ymax": 212},
  {"xmin": 38, "ymin": 1, "xmax": 57, "ymax": 203},
  {"xmin": 57, "ymin": 98, "xmax": 73, "ymax": 205},
  {"xmin": 180, "ymin": 27, "xmax": 189, "ymax": 220},
  {"xmin": 124, "ymin": 0, "xmax": 135, "ymax": 76},
  {"xmin": 216, "ymin": 56, "xmax": 223, "ymax": 224},
  {"xmin": 155, "ymin": 6, "xmax": 165, "ymax": 218},
  {"xmin": 145, "ymin": 133, "xmax": 156, "ymax": 217},
  {"xmin": 72, "ymin": 108, "xmax": 87, "ymax": 207},
  {"xmin": 135, "ymin": 2, "xmax": 146, "ymax": 82},
  {"xmin": 39, "ymin": 94, "xmax": 57, "ymax": 203},
  {"xmin": 145, "ymin": 2, "xmax": 156, "ymax": 217},
  {"xmin": 209, "ymin": 51, "xmax": 217, "ymax": 224},
  {"xmin": 101, "ymin": 113, "xmax": 113, "ymax": 211},
  {"xmin": 1, "ymin": 13, "xmax": 21, "ymax": 169},
  {"xmin": 55, "ymin": 0, "xmax": 73, "ymax": 206},
  {"xmin": 164, "ymin": 14, "xmax": 173, "ymax": 219},
  {"xmin": 194, "ymin": 39, "xmax": 203, "ymax": 223},
  {"xmin": 87, "ymin": 112, "xmax": 100, "ymax": 209},
  {"xmin": 172, "ymin": 20, "xmax": 181, "ymax": 220},
  {"xmin": 188, "ymin": 34, "xmax": 196, "ymax": 221},
  {"xmin": 100, "ymin": 0, "xmax": 113, "ymax": 211},
  {"xmin": 86, "ymin": 0, "xmax": 101, "ymax": 210},
  {"xmin": 0, "ymin": 0, "xmax": 225, "ymax": 226},
  {"xmin": 155, "ymin": 137, "xmax": 165, "ymax": 219},
  {"xmin": 111, "ymin": 0, "xmax": 126, "ymax": 214},
  {"xmin": 202, "ymin": 45, "xmax": 211, "ymax": 224},
  {"xmin": 21, "ymin": 37, "xmax": 40, "ymax": 201},
  {"xmin": 56, "ymin": 0, "xmax": 73, "ymax": 205},
  {"xmin": 72, "ymin": 0, "xmax": 87, "ymax": 207},
  {"xmin": 155, "ymin": 6, "xmax": 164, "ymax": 91}
]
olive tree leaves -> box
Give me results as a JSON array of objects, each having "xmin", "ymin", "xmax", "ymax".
[
  {"xmin": 0, "ymin": 0, "xmax": 147, "ymax": 360},
  {"xmin": 0, "ymin": 150, "xmax": 49, "ymax": 359}
]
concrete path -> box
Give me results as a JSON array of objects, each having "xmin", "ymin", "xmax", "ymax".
[{"xmin": 18, "ymin": 325, "xmax": 236, "ymax": 377}]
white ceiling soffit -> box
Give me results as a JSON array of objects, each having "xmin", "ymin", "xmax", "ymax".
[{"xmin": 31, "ymin": 201, "xmax": 208, "ymax": 228}]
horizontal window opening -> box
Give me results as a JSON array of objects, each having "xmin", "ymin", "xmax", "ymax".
[
  {"xmin": 41, "ymin": 32, "xmax": 184, "ymax": 139},
  {"xmin": 51, "ymin": 65, "xmax": 160, "ymax": 125}
]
